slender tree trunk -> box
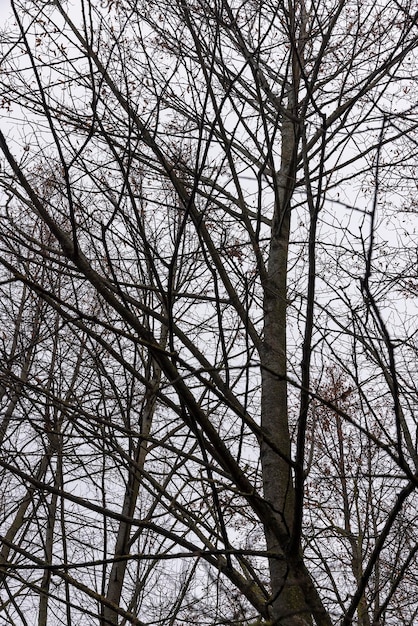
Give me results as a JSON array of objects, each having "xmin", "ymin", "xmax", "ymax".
[
  {"xmin": 38, "ymin": 470, "xmax": 61, "ymax": 626},
  {"xmin": 102, "ymin": 363, "xmax": 161, "ymax": 625},
  {"xmin": 0, "ymin": 453, "xmax": 52, "ymax": 579}
]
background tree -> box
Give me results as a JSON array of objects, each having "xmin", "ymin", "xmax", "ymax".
[{"xmin": 1, "ymin": 0, "xmax": 418, "ymax": 624}]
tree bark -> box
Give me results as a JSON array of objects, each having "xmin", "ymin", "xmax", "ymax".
[{"xmin": 260, "ymin": 80, "xmax": 311, "ymax": 623}]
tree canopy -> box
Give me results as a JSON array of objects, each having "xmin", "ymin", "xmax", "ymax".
[{"xmin": 1, "ymin": 1, "xmax": 418, "ymax": 624}]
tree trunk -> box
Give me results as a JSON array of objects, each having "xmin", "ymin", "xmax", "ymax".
[
  {"xmin": 260, "ymin": 87, "xmax": 311, "ymax": 623},
  {"xmin": 102, "ymin": 365, "xmax": 161, "ymax": 625}
]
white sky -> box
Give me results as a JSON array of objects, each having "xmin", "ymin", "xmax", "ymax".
[{"xmin": 0, "ymin": 0, "xmax": 11, "ymax": 26}]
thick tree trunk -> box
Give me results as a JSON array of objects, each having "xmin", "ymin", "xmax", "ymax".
[{"xmin": 260, "ymin": 97, "xmax": 311, "ymax": 623}]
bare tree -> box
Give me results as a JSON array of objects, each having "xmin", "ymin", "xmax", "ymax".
[{"xmin": 1, "ymin": 0, "xmax": 418, "ymax": 624}]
